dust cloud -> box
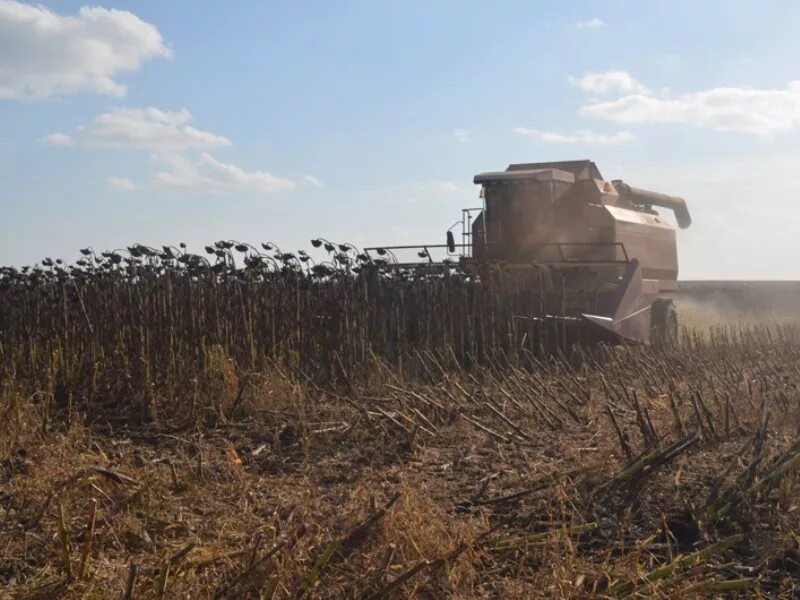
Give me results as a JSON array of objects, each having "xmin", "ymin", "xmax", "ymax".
[{"xmin": 671, "ymin": 282, "xmax": 800, "ymax": 329}]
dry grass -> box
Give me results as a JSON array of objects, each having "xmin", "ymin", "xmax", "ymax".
[{"xmin": 4, "ymin": 324, "xmax": 800, "ymax": 598}]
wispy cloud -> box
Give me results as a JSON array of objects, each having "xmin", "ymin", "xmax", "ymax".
[
  {"xmin": 569, "ymin": 71, "xmax": 650, "ymax": 95},
  {"xmin": 581, "ymin": 79, "xmax": 800, "ymax": 136},
  {"xmin": 386, "ymin": 180, "xmax": 461, "ymax": 204},
  {"xmin": 576, "ymin": 17, "xmax": 606, "ymax": 29},
  {"xmin": 514, "ymin": 127, "xmax": 635, "ymax": 145},
  {"xmin": 302, "ymin": 175, "xmax": 324, "ymax": 188},
  {"xmin": 411, "ymin": 181, "xmax": 460, "ymax": 192},
  {"xmin": 0, "ymin": 0, "xmax": 170, "ymax": 100},
  {"xmin": 45, "ymin": 133, "xmax": 75, "ymax": 147},
  {"xmin": 155, "ymin": 152, "xmax": 295, "ymax": 194},
  {"xmin": 49, "ymin": 106, "xmax": 295, "ymax": 195},
  {"xmin": 452, "ymin": 128, "xmax": 471, "ymax": 143},
  {"xmin": 47, "ymin": 108, "xmax": 231, "ymax": 151},
  {"xmin": 107, "ymin": 176, "xmax": 136, "ymax": 191}
]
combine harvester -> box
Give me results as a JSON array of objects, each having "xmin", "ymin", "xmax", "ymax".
[{"xmin": 366, "ymin": 160, "xmax": 691, "ymax": 345}]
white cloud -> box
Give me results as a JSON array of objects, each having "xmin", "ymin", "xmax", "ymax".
[
  {"xmin": 514, "ymin": 127, "xmax": 635, "ymax": 145},
  {"xmin": 48, "ymin": 108, "xmax": 231, "ymax": 150},
  {"xmin": 155, "ymin": 152, "xmax": 294, "ymax": 194},
  {"xmin": 0, "ymin": 0, "xmax": 170, "ymax": 100},
  {"xmin": 107, "ymin": 176, "xmax": 136, "ymax": 190},
  {"xmin": 576, "ymin": 18, "xmax": 606, "ymax": 29},
  {"xmin": 302, "ymin": 175, "xmax": 324, "ymax": 188},
  {"xmin": 569, "ymin": 71, "xmax": 650, "ymax": 95},
  {"xmin": 49, "ymin": 106, "xmax": 292, "ymax": 196},
  {"xmin": 411, "ymin": 181, "xmax": 460, "ymax": 192},
  {"xmin": 45, "ymin": 133, "xmax": 75, "ymax": 146},
  {"xmin": 453, "ymin": 128, "xmax": 471, "ymax": 143},
  {"xmin": 581, "ymin": 80, "xmax": 800, "ymax": 136}
]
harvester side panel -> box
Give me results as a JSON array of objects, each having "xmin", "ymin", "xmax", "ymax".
[{"xmin": 604, "ymin": 205, "xmax": 678, "ymax": 290}]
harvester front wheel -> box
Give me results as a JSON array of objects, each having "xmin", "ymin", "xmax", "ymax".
[{"xmin": 651, "ymin": 299, "xmax": 678, "ymax": 346}]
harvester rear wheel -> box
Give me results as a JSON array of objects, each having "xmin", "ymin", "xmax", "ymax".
[{"xmin": 651, "ymin": 299, "xmax": 678, "ymax": 346}]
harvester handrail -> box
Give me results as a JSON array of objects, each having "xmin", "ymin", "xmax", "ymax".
[
  {"xmin": 362, "ymin": 241, "xmax": 629, "ymax": 267},
  {"xmin": 362, "ymin": 243, "xmax": 467, "ymax": 266},
  {"xmin": 363, "ymin": 243, "xmax": 467, "ymax": 252}
]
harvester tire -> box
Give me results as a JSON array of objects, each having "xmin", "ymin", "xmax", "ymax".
[{"xmin": 651, "ymin": 299, "xmax": 678, "ymax": 346}]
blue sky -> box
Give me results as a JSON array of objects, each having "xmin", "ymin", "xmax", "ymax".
[{"xmin": 2, "ymin": 1, "xmax": 800, "ymax": 278}]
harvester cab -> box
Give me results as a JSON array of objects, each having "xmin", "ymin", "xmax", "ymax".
[{"xmin": 365, "ymin": 160, "xmax": 691, "ymax": 345}]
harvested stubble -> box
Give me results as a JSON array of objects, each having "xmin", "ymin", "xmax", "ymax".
[
  {"xmin": 3, "ymin": 249, "xmax": 800, "ymax": 597},
  {"xmin": 2, "ymin": 322, "xmax": 800, "ymax": 597}
]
